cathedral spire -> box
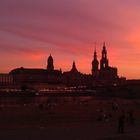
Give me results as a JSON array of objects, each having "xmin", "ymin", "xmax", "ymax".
[
  {"xmin": 94, "ymin": 48, "xmax": 97, "ymax": 59},
  {"xmin": 94, "ymin": 42, "xmax": 97, "ymax": 52},
  {"xmin": 93, "ymin": 42, "xmax": 97, "ymax": 59},
  {"xmin": 100, "ymin": 43, "xmax": 109, "ymax": 69},
  {"xmin": 92, "ymin": 47, "xmax": 99, "ymax": 76},
  {"xmin": 103, "ymin": 42, "xmax": 106, "ymax": 47}
]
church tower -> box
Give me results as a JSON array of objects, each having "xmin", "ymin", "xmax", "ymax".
[
  {"xmin": 47, "ymin": 54, "xmax": 54, "ymax": 71},
  {"xmin": 100, "ymin": 43, "xmax": 109, "ymax": 70},
  {"xmin": 92, "ymin": 48, "xmax": 99, "ymax": 76},
  {"xmin": 71, "ymin": 61, "xmax": 78, "ymax": 73}
]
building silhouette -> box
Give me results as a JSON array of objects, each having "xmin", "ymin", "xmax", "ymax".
[
  {"xmin": 9, "ymin": 55, "xmax": 62, "ymax": 84},
  {"xmin": 92, "ymin": 48, "xmax": 99, "ymax": 78},
  {"xmin": 63, "ymin": 61, "xmax": 85, "ymax": 86},
  {"xmin": 100, "ymin": 43, "xmax": 109, "ymax": 69},
  {"xmin": 92, "ymin": 43, "xmax": 118, "ymax": 84},
  {"xmin": 0, "ymin": 43, "xmax": 125, "ymax": 87},
  {"xmin": 47, "ymin": 54, "xmax": 54, "ymax": 71},
  {"xmin": 0, "ymin": 74, "xmax": 13, "ymax": 85}
]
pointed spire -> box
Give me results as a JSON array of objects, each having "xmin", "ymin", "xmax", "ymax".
[
  {"xmin": 94, "ymin": 42, "xmax": 97, "ymax": 53},
  {"xmin": 103, "ymin": 42, "xmax": 106, "ymax": 47},
  {"xmin": 103, "ymin": 42, "xmax": 106, "ymax": 50},
  {"xmin": 93, "ymin": 42, "xmax": 97, "ymax": 60},
  {"xmin": 92, "ymin": 43, "xmax": 99, "ymax": 76},
  {"xmin": 71, "ymin": 61, "xmax": 78, "ymax": 72},
  {"xmin": 72, "ymin": 61, "xmax": 76, "ymax": 69}
]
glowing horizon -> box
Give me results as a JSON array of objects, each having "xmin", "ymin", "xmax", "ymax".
[{"xmin": 0, "ymin": 0, "xmax": 140, "ymax": 79}]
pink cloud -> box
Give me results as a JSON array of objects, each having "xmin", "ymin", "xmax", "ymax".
[{"xmin": 0, "ymin": 0, "xmax": 140, "ymax": 79}]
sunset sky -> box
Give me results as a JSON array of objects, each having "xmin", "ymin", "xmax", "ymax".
[{"xmin": 0, "ymin": 0, "xmax": 140, "ymax": 79}]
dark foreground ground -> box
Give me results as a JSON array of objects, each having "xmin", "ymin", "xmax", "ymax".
[
  {"xmin": 0, "ymin": 96, "xmax": 139, "ymax": 140},
  {"xmin": 0, "ymin": 121, "xmax": 140, "ymax": 140}
]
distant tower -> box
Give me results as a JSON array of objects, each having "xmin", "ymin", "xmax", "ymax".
[
  {"xmin": 71, "ymin": 61, "xmax": 78, "ymax": 72},
  {"xmin": 47, "ymin": 54, "xmax": 54, "ymax": 71},
  {"xmin": 100, "ymin": 43, "xmax": 109, "ymax": 70},
  {"xmin": 92, "ymin": 48, "xmax": 99, "ymax": 76}
]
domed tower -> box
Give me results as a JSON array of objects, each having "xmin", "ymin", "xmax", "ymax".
[
  {"xmin": 47, "ymin": 54, "xmax": 54, "ymax": 71},
  {"xmin": 92, "ymin": 48, "xmax": 99, "ymax": 76},
  {"xmin": 100, "ymin": 43, "xmax": 109, "ymax": 70}
]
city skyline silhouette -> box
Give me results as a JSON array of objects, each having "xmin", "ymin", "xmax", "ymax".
[
  {"xmin": 0, "ymin": 42, "xmax": 139, "ymax": 80},
  {"xmin": 0, "ymin": 1, "xmax": 140, "ymax": 140}
]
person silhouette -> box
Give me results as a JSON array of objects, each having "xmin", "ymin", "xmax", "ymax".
[{"xmin": 118, "ymin": 112, "xmax": 125, "ymax": 133}]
